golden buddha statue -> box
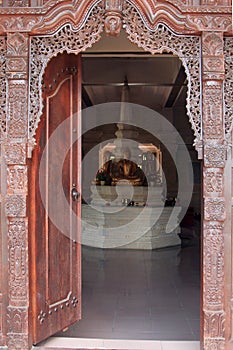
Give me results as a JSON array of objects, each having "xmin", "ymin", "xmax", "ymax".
[{"xmin": 111, "ymin": 148, "xmax": 145, "ymax": 186}]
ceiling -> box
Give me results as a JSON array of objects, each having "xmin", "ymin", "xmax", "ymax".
[{"xmin": 81, "ymin": 55, "xmax": 187, "ymax": 110}]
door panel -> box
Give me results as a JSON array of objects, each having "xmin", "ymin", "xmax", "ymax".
[{"xmin": 29, "ymin": 53, "xmax": 81, "ymax": 344}]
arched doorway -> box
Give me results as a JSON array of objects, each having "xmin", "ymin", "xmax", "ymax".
[{"xmin": 1, "ymin": 1, "xmax": 231, "ymax": 349}]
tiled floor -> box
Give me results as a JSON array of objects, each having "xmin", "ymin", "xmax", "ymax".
[{"xmin": 55, "ymin": 242, "xmax": 200, "ymax": 341}]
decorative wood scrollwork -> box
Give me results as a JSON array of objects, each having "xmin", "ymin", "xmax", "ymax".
[
  {"xmin": 122, "ymin": 3, "xmax": 202, "ymax": 151},
  {"xmin": 29, "ymin": 4, "xmax": 104, "ymax": 141}
]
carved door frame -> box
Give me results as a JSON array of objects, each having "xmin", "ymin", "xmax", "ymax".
[{"xmin": 0, "ymin": 1, "xmax": 232, "ymax": 349}]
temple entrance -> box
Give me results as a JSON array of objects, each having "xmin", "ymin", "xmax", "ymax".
[{"xmin": 36, "ymin": 47, "xmax": 201, "ymax": 346}]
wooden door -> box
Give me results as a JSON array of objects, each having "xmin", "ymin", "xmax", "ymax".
[{"xmin": 29, "ymin": 53, "xmax": 82, "ymax": 344}]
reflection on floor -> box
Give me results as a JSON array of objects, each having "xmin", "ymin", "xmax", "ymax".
[{"xmin": 56, "ymin": 242, "xmax": 200, "ymax": 341}]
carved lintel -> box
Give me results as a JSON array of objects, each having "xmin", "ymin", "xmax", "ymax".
[
  {"xmin": 204, "ymin": 144, "xmax": 226, "ymax": 168},
  {"xmin": 4, "ymin": 0, "xmax": 30, "ymax": 6},
  {"xmin": 3, "ymin": 143, "xmax": 26, "ymax": 165},
  {"xmin": 105, "ymin": 0, "xmax": 122, "ymax": 36},
  {"xmin": 5, "ymin": 195, "xmax": 26, "ymax": 217},
  {"xmin": 186, "ymin": 14, "xmax": 232, "ymax": 32},
  {"xmin": 204, "ymin": 198, "xmax": 225, "ymax": 221}
]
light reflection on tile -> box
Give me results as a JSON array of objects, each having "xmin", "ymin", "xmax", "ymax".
[{"xmin": 56, "ymin": 244, "xmax": 200, "ymax": 340}]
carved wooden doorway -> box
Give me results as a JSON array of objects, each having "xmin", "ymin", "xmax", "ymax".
[{"xmin": 29, "ymin": 53, "xmax": 82, "ymax": 344}]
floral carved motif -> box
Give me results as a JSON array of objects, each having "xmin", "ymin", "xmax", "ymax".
[
  {"xmin": 3, "ymin": 143, "xmax": 26, "ymax": 165},
  {"xmin": 204, "ymin": 198, "xmax": 225, "ymax": 221},
  {"xmin": 203, "ymin": 223, "xmax": 224, "ymax": 308},
  {"xmin": 0, "ymin": 17, "xmax": 40, "ymax": 32},
  {"xmin": 204, "ymin": 311, "xmax": 225, "ymax": 338},
  {"xmin": 202, "ymin": 32, "xmax": 224, "ymax": 80},
  {"xmin": 7, "ymin": 32, "xmax": 28, "ymax": 57},
  {"xmin": 29, "ymin": 4, "xmax": 104, "ymax": 140},
  {"xmin": 186, "ymin": 15, "xmax": 232, "ymax": 32},
  {"xmin": 7, "ymin": 81, "xmax": 27, "ymax": 138},
  {"xmin": 224, "ymin": 37, "xmax": 233, "ymax": 137},
  {"xmin": 204, "ymin": 145, "xmax": 226, "ymax": 168},
  {"xmin": 122, "ymin": 3, "xmax": 202, "ymax": 150},
  {"xmin": 203, "ymin": 168, "xmax": 223, "ymax": 194},
  {"xmin": 7, "ymin": 166, "xmax": 27, "ymax": 193},
  {"xmin": 203, "ymin": 82, "xmax": 223, "ymax": 139},
  {"xmin": 8, "ymin": 219, "xmax": 28, "ymax": 305},
  {"xmin": 5, "ymin": 195, "xmax": 26, "ymax": 217},
  {"xmin": 7, "ymin": 306, "xmax": 28, "ymax": 333}
]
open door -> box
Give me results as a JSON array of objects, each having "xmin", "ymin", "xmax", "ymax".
[{"xmin": 29, "ymin": 53, "xmax": 82, "ymax": 344}]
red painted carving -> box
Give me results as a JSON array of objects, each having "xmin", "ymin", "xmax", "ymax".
[
  {"xmin": 186, "ymin": 15, "xmax": 232, "ymax": 32},
  {"xmin": 7, "ymin": 166, "xmax": 28, "ymax": 193},
  {"xmin": 8, "ymin": 218, "xmax": 28, "ymax": 305},
  {"xmin": 3, "ymin": 143, "xmax": 26, "ymax": 165},
  {"xmin": 203, "ymin": 168, "xmax": 223, "ymax": 194},
  {"xmin": 5, "ymin": 195, "xmax": 26, "ymax": 217},
  {"xmin": 224, "ymin": 37, "xmax": 233, "ymax": 136}
]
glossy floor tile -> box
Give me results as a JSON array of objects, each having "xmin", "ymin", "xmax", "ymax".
[{"xmin": 55, "ymin": 243, "xmax": 200, "ymax": 341}]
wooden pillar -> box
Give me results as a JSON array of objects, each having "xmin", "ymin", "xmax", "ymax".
[
  {"xmin": 2, "ymin": 32, "xmax": 30, "ymax": 350},
  {"xmin": 202, "ymin": 31, "xmax": 227, "ymax": 350}
]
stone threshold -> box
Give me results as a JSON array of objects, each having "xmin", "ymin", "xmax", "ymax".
[{"xmin": 34, "ymin": 337, "xmax": 200, "ymax": 350}]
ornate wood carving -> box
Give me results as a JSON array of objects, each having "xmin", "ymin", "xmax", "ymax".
[
  {"xmin": 8, "ymin": 218, "xmax": 28, "ymax": 305},
  {"xmin": 0, "ymin": 0, "xmax": 230, "ymax": 349},
  {"xmin": 204, "ymin": 198, "xmax": 225, "ymax": 221},
  {"xmin": 204, "ymin": 310, "xmax": 225, "ymax": 338},
  {"xmin": 0, "ymin": 37, "xmax": 7, "ymax": 140},
  {"xmin": 203, "ymin": 168, "xmax": 223, "ymax": 194},
  {"xmin": 7, "ymin": 166, "xmax": 27, "ymax": 193},
  {"xmin": 224, "ymin": 37, "xmax": 233, "ymax": 137},
  {"xmin": 29, "ymin": 4, "xmax": 104, "ymax": 140},
  {"xmin": 204, "ymin": 145, "xmax": 226, "ymax": 168},
  {"xmin": 203, "ymin": 223, "xmax": 225, "ymax": 309},
  {"xmin": 105, "ymin": 0, "xmax": 122, "ymax": 36},
  {"xmin": 202, "ymin": 27, "xmax": 226, "ymax": 348},
  {"xmin": 3, "ymin": 143, "xmax": 26, "ymax": 165},
  {"xmin": 123, "ymin": 3, "xmax": 202, "ymax": 152},
  {"xmin": 5, "ymin": 195, "xmax": 26, "ymax": 217}
]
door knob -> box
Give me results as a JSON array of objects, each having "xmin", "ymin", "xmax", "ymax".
[{"xmin": 71, "ymin": 187, "xmax": 80, "ymax": 201}]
